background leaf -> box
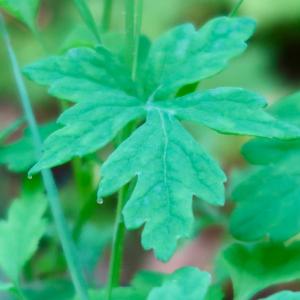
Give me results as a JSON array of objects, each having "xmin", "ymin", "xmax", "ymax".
[
  {"xmin": 0, "ymin": 178, "xmax": 47, "ymax": 285},
  {"xmin": 147, "ymin": 267, "xmax": 211, "ymax": 300},
  {"xmin": 0, "ymin": 0, "xmax": 40, "ymax": 32},
  {"xmin": 259, "ymin": 291, "xmax": 300, "ymax": 300},
  {"xmin": 221, "ymin": 242, "xmax": 300, "ymax": 300}
]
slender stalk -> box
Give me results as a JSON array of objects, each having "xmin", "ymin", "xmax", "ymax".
[
  {"xmin": 73, "ymin": 0, "xmax": 102, "ymax": 44},
  {"xmin": 106, "ymin": 187, "xmax": 127, "ymax": 300},
  {"xmin": 0, "ymin": 116, "xmax": 26, "ymax": 143},
  {"xmin": 0, "ymin": 14, "xmax": 90, "ymax": 300},
  {"xmin": 102, "ymin": 0, "xmax": 113, "ymax": 32},
  {"xmin": 229, "ymin": 0, "xmax": 245, "ymax": 17},
  {"xmin": 125, "ymin": 0, "xmax": 135, "ymax": 70},
  {"xmin": 132, "ymin": 0, "xmax": 144, "ymax": 81}
]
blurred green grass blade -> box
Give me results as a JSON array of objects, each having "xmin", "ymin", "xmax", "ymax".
[
  {"xmin": 0, "ymin": 116, "xmax": 25, "ymax": 144},
  {"xmin": 0, "ymin": 13, "xmax": 90, "ymax": 300},
  {"xmin": 73, "ymin": 0, "xmax": 102, "ymax": 44},
  {"xmin": 229, "ymin": 0, "xmax": 246, "ymax": 17}
]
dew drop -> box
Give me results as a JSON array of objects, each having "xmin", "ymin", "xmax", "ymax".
[
  {"xmin": 97, "ymin": 197, "xmax": 103, "ymax": 204},
  {"xmin": 28, "ymin": 175, "xmax": 32, "ymax": 179}
]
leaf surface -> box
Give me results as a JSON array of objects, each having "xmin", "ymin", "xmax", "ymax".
[
  {"xmin": 23, "ymin": 46, "xmax": 137, "ymax": 103},
  {"xmin": 155, "ymin": 88, "xmax": 300, "ymax": 139},
  {"xmin": 29, "ymin": 95, "xmax": 146, "ymax": 174},
  {"xmin": 221, "ymin": 243, "xmax": 300, "ymax": 300},
  {"xmin": 0, "ymin": 180, "xmax": 47, "ymax": 284},
  {"xmin": 259, "ymin": 291, "xmax": 300, "ymax": 300},
  {"xmin": 98, "ymin": 109, "xmax": 225, "ymax": 261},
  {"xmin": 143, "ymin": 17, "xmax": 256, "ymax": 101},
  {"xmin": 147, "ymin": 267, "xmax": 211, "ymax": 300},
  {"xmin": 231, "ymin": 152, "xmax": 300, "ymax": 242},
  {"xmin": 0, "ymin": 0, "xmax": 40, "ymax": 32}
]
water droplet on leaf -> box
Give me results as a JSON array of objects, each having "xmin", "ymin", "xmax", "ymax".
[
  {"xmin": 97, "ymin": 198, "xmax": 103, "ymax": 204},
  {"xmin": 28, "ymin": 175, "xmax": 32, "ymax": 179}
]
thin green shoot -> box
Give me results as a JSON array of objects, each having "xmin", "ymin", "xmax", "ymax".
[
  {"xmin": 0, "ymin": 116, "xmax": 26, "ymax": 144},
  {"xmin": 229, "ymin": 0, "xmax": 246, "ymax": 17},
  {"xmin": 102, "ymin": 0, "xmax": 113, "ymax": 32}
]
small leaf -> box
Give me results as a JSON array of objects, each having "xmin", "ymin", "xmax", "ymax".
[
  {"xmin": 0, "ymin": 281, "xmax": 14, "ymax": 291},
  {"xmin": 144, "ymin": 17, "xmax": 256, "ymax": 101},
  {"xmin": 98, "ymin": 110, "xmax": 225, "ymax": 261},
  {"xmin": 0, "ymin": 0, "xmax": 41, "ymax": 32},
  {"xmin": 204, "ymin": 284, "xmax": 224, "ymax": 300},
  {"xmin": 29, "ymin": 95, "xmax": 146, "ymax": 175},
  {"xmin": 221, "ymin": 242, "xmax": 300, "ymax": 300},
  {"xmin": 230, "ymin": 152, "xmax": 300, "ymax": 242},
  {"xmin": 0, "ymin": 122, "xmax": 59, "ymax": 172},
  {"xmin": 147, "ymin": 267, "xmax": 211, "ymax": 300},
  {"xmin": 23, "ymin": 46, "xmax": 137, "ymax": 103},
  {"xmin": 0, "ymin": 179, "xmax": 47, "ymax": 284},
  {"xmin": 259, "ymin": 291, "xmax": 300, "ymax": 300}
]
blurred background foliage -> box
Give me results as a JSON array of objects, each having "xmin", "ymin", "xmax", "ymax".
[{"xmin": 1, "ymin": 0, "xmax": 300, "ymax": 299}]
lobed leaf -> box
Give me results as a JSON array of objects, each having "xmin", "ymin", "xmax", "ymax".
[
  {"xmin": 24, "ymin": 17, "xmax": 300, "ymax": 261},
  {"xmin": 98, "ymin": 109, "xmax": 225, "ymax": 261},
  {"xmin": 29, "ymin": 94, "xmax": 146, "ymax": 175},
  {"xmin": 259, "ymin": 291, "xmax": 300, "ymax": 300},
  {"xmin": 147, "ymin": 267, "xmax": 211, "ymax": 300},
  {"xmin": 23, "ymin": 46, "xmax": 137, "ymax": 103},
  {"xmin": 221, "ymin": 242, "xmax": 300, "ymax": 300},
  {"xmin": 0, "ymin": 122, "xmax": 59, "ymax": 172},
  {"xmin": 0, "ymin": 0, "xmax": 40, "ymax": 32},
  {"xmin": 144, "ymin": 17, "xmax": 256, "ymax": 101},
  {"xmin": 0, "ymin": 179, "xmax": 47, "ymax": 284}
]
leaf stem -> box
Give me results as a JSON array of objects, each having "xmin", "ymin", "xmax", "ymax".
[
  {"xmin": 229, "ymin": 0, "xmax": 245, "ymax": 17},
  {"xmin": 0, "ymin": 13, "xmax": 90, "ymax": 300},
  {"xmin": 102, "ymin": 0, "xmax": 113, "ymax": 32},
  {"xmin": 125, "ymin": 0, "xmax": 135, "ymax": 70},
  {"xmin": 106, "ymin": 187, "xmax": 127, "ymax": 300},
  {"xmin": 73, "ymin": 0, "xmax": 102, "ymax": 44},
  {"xmin": 0, "ymin": 116, "xmax": 26, "ymax": 144},
  {"xmin": 132, "ymin": 0, "xmax": 144, "ymax": 81}
]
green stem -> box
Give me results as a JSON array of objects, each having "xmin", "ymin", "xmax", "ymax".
[
  {"xmin": 0, "ymin": 13, "xmax": 90, "ymax": 300},
  {"xmin": 106, "ymin": 187, "xmax": 127, "ymax": 300},
  {"xmin": 0, "ymin": 116, "xmax": 26, "ymax": 144},
  {"xmin": 125, "ymin": 0, "xmax": 135, "ymax": 70},
  {"xmin": 102, "ymin": 0, "xmax": 113, "ymax": 32},
  {"xmin": 132, "ymin": 0, "xmax": 144, "ymax": 81},
  {"xmin": 31, "ymin": 27, "xmax": 51, "ymax": 54},
  {"xmin": 229, "ymin": 0, "xmax": 245, "ymax": 17},
  {"xmin": 73, "ymin": 0, "xmax": 102, "ymax": 44}
]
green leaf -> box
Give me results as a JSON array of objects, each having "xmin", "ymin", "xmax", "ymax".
[
  {"xmin": 0, "ymin": 122, "xmax": 59, "ymax": 172},
  {"xmin": 147, "ymin": 267, "xmax": 211, "ymax": 300},
  {"xmin": 24, "ymin": 17, "xmax": 300, "ymax": 261},
  {"xmin": 0, "ymin": 179, "xmax": 47, "ymax": 285},
  {"xmin": 221, "ymin": 242, "xmax": 300, "ymax": 300},
  {"xmin": 0, "ymin": 0, "xmax": 40, "ymax": 32},
  {"xmin": 29, "ymin": 95, "xmax": 146, "ymax": 174},
  {"xmin": 0, "ymin": 281, "xmax": 14, "ymax": 291},
  {"xmin": 144, "ymin": 17, "xmax": 256, "ymax": 101},
  {"xmin": 98, "ymin": 109, "xmax": 225, "ymax": 261},
  {"xmin": 231, "ymin": 91, "xmax": 300, "ymax": 242},
  {"xmin": 259, "ymin": 291, "xmax": 300, "ymax": 300},
  {"xmin": 230, "ymin": 152, "xmax": 300, "ymax": 242},
  {"xmin": 23, "ymin": 46, "xmax": 137, "ymax": 103},
  {"xmin": 155, "ymin": 88, "xmax": 300, "ymax": 139},
  {"xmin": 204, "ymin": 284, "xmax": 224, "ymax": 300}
]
